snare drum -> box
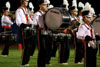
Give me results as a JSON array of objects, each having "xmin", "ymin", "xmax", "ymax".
[{"xmin": 24, "ymin": 27, "xmax": 34, "ymax": 39}]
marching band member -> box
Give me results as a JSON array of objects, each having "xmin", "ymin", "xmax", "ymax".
[
  {"xmin": 69, "ymin": 5, "xmax": 83, "ymax": 64},
  {"xmin": 58, "ymin": 0, "xmax": 70, "ymax": 64},
  {"xmin": 77, "ymin": 10, "xmax": 98, "ymax": 67},
  {"xmin": 15, "ymin": 0, "xmax": 35, "ymax": 66},
  {"xmin": 69, "ymin": 6, "xmax": 79, "ymax": 21},
  {"xmin": 1, "ymin": 7, "xmax": 13, "ymax": 57},
  {"xmin": 78, "ymin": 2, "xmax": 84, "ymax": 24},
  {"xmin": 33, "ymin": 0, "xmax": 52, "ymax": 67},
  {"xmin": 71, "ymin": 2, "xmax": 85, "ymax": 64},
  {"xmin": 28, "ymin": 2, "xmax": 37, "ymax": 56}
]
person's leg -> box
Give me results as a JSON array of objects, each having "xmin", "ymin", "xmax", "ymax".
[
  {"xmin": 21, "ymin": 39, "xmax": 31, "ymax": 65},
  {"xmin": 1, "ymin": 36, "xmax": 10, "ymax": 56},
  {"xmin": 59, "ymin": 37, "xmax": 69, "ymax": 63},
  {"xmin": 75, "ymin": 39, "xmax": 84, "ymax": 63},
  {"xmin": 51, "ymin": 41, "xmax": 58, "ymax": 57},
  {"xmin": 37, "ymin": 34, "xmax": 47, "ymax": 67},
  {"xmin": 30, "ymin": 35, "xmax": 37, "ymax": 56},
  {"xmin": 45, "ymin": 35, "xmax": 52, "ymax": 64}
]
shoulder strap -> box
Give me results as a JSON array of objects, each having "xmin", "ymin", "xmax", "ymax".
[
  {"xmin": 39, "ymin": 11, "xmax": 43, "ymax": 15},
  {"xmin": 83, "ymin": 24, "xmax": 89, "ymax": 30},
  {"xmin": 21, "ymin": 8, "xmax": 26, "ymax": 15},
  {"xmin": 21, "ymin": 8, "xmax": 30, "ymax": 24}
]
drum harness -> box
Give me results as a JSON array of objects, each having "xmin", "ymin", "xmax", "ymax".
[{"xmin": 21, "ymin": 8, "xmax": 36, "ymax": 39}]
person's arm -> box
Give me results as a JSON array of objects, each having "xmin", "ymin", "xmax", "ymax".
[
  {"xmin": 95, "ymin": 34, "xmax": 100, "ymax": 41},
  {"xmin": 16, "ymin": 9, "xmax": 22, "ymax": 27},
  {"xmin": 3, "ymin": 16, "xmax": 13, "ymax": 25},
  {"xmin": 31, "ymin": 13, "xmax": 38, "ymax": 25}
]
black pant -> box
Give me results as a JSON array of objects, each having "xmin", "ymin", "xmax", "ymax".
[
  {"xmin": 51, "ymin": 41, "xmax": 58, "ymax": 57},
  {"xmin": 99, "ymin": 44, "xmax": 100, "ymax": 55},
  {"xmin": 30, "ymin": 35, "xmax": 37, "ymax": 56},
  {"xmin": 20, "ymin": 28, "xmax": 34, "ymax": 65},
  {"xmin": 37, "ymin": 31, "xmax": 52, "ymax": 67},
  {"xmin": 85, "ymin": 43, "xmax": 97, "ymax": 67},
  {"xmin": 59, "ymin": 37, "xmax": 70, "ymax": 63},
  {"xmin": 46, "ymin": 35, "xmax": 52, "ymax": 64},
  {"xmin": 21, "ymin": 37, "xmax": 33, "ymax": 65},
  {"xmin": 1, "ymin": 38, "xmax": 10, "ymax": 55},
  {"xmin": 1, "ymin": 28, "xmax": 11, "ymax": 55},
  {"xmin": 75, "ymin": 39, "xmax": 84, "ymax": 63}
]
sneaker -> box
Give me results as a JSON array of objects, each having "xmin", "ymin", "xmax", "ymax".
[
  {"xmin": 47, "ymin": 63, "xmax": 52, "ymax": 65},
  {"xmin": 46, "ymin": 62, "xmax": 50, "ymax": 64},
  {"xmin": 0, "ymin": 55, "xmax": 8, "ymax": 57},
  {"xmin": 23, "ymin": 64, "xmax": 30, "ymax": 66},
  {"xmin": 61, "ymin": 63, "xmax": 68, "ymax": 65},
  {"xmin": 77, "ymin": 62, "xmax": 83, "ymax": 64},
  {"xmin": 45, "ymin": 62, "xmax": 52, "ymax": 65}
]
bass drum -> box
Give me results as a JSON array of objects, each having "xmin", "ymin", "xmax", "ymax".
[
  {"xmin": 92, "ymin": 17, "xmax": 100, "ymax": 35},
  {"xmin": 45, "ymin": 7, "xmax": 71, "ymax": 30}
]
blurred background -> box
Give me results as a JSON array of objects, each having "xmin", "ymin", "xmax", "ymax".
[{"xmin": 0, "ymin": 0, "xmax": 99, "ymax": 14}]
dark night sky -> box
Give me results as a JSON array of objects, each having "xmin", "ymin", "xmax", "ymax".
[{"xmin": 0, "ymin": 0, "xmax": 99, "ymax": 14}]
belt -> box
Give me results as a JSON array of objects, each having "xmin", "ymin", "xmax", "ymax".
[{"xmin": 2, "ymin": 25, "xmax": 11, "ymax": 29}]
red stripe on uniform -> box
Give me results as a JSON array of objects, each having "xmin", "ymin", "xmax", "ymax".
[{"xmin": 21, "ymin": 29, "xmax": 25, "ymax": 65}]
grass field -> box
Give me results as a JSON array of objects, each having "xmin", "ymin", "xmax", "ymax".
[{"xmin": 0, "ymin": 48, "xmax": 100, "ymax": 67}]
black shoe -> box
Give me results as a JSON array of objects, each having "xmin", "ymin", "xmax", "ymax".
[{"xmin": 45, "ymin": 62, "xmax": 50, "ymax": 64}]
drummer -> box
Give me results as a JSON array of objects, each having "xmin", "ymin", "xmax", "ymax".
[
  {"xmin": 15, "ymin": 0, "xmax": 35, "ymax": 66},
  {"xmin": 28, "ymin": 6, "xmax": 37, "ymax": 56},
  {"xmin": 56, "ymin": 5, "xmax": 70, "ymax": 65},
  {"xmin": 33, "ymin": 0, "xmax": 52, "ymax": 67},
  {"xmin": 76, "ymin": 10, "xmax": 98, "ymax": 67},
  {"xmin": 68, "ymin": 5, "xmax": 85, "ymax": 64},
  {"xmin": 1, "ymin": 7, "xmax": 13, "ymax": 57}
]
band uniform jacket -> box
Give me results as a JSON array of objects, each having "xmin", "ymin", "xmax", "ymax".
[
  {"xmin": 76, "ymin": 23, "xmax": 96, "ymax": 48},
  {"xmin": 1, "ymin": 14, "xmax": 13, "ymax": 28},
  {"xmin": 16, "ymin": 7, "xmax": 35, "ymax": 27}
]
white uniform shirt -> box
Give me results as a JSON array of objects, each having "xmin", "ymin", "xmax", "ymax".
[
  {"xmin": 16, "ymin": 7, "xmax": 34, "ymax": 27},
  {"xmin": 1, "ymin": 14, "xmax": 13, "ymax": 27},
  {"xmin": 76, "ymin": 23, "xmax": 95, "ymax": 40},
  {"xmin": 33, "ymin": 11, "xmax": 44, "ymax": 28}
]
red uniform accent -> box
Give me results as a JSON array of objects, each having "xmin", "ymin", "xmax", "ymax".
[
  {"xmin": 18, "ymin": 43, "xmax": 22, "ymax": 50},
  {"xmin": 90, "ymin": 29, "xmax": 93, "ymax": 38},
  {"xmin": 25, "ymin": 14, "xmax": 29, "ymax": 24},
  {"xmin": 59, "ymin": 29, "xmax": 69, "ymax": 33},
  {"xmin": 21, "ymin": 6, "xmax": 29, "ymax": 24},
  {"xmin": 21, "ymin": 29, "xmax": 25, "ymax": 64}
]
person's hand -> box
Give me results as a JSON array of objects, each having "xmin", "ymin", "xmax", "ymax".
[
  {"xmin": 85, "ymin": 35, "xmax": 93, "ymax": 41},
  {"xmin": 95, "ymin": 35, "xmax": 100, "ymax": 41},
  {"xmin": 20, "ymin": 23, "xmax": 26, "ymax": 29}
]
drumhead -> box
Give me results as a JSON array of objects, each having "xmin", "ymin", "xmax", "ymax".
[
  {"xmin": 45, "ymin": 7, "xmax": 71, "ymax": 30},
  {"xmin": 92, "ymin": 17, "xmax": 100, "ymax": 34}
]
